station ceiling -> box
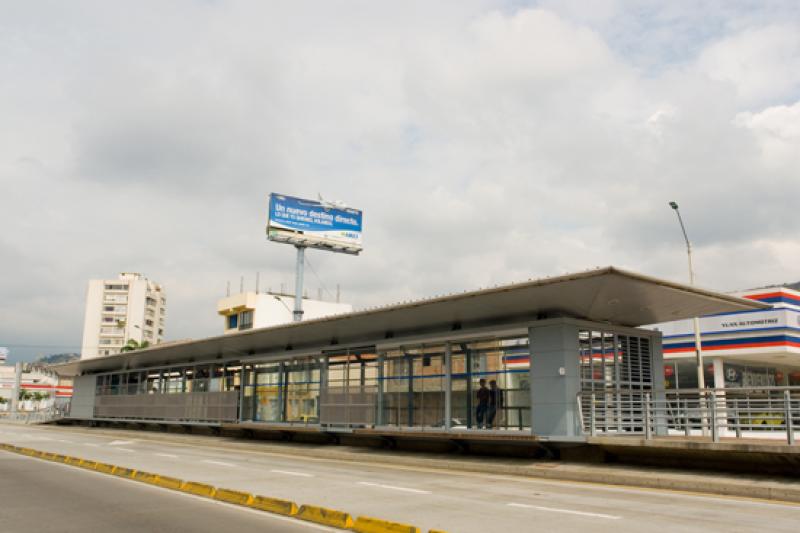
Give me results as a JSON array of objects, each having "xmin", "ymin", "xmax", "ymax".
[{"xmin": 58, "ymin": 266, "xmax": 768, "ymax": 376}]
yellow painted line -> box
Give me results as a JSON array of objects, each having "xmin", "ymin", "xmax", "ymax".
[
  {"xmin": 249, "ymin": 495, "xmax": 298, "ymax": 516},
  {"xmin": 213, "ymin": 488, "xmax": 254, "ymax": 506},
  {"xmin": 180, "ymin": 481, "xmax": 217, "ymax": 498},
  {"xmin": 352, "ymin": 516, "xmax": 420, "ymax": 533},
  {"xmin": 296, "ymin": 505, "xmax": 354, "ymax": 529}
]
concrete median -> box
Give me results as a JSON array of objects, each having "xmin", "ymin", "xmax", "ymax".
[
  {"xmin": 296, "ymin": 505, "xmax": 354, "ymax": 529},
  {"xmin": 352, "ymin": 516, "xmax": 420, "ymax": 533},
  {"xmin": 213, "ymin": 488, "xmax": 254, "ymax": 506},
  {"xmin": 180, "ymin": 481, "xmax": 217, "ymax": 498},
  {"xmin": 112, "ymin": 466, "xmax": 137, "ymax": 478},
  {"xmin": 249, "ymin": 495, "xmax": 298, "ymax": 516},
  {"xmin": 94, "ymin": 462, "xmax": 117, "ymax": 474},
  {"xmin": 154, "ymin": 475, "xmax": 185, "ymax": 490}
]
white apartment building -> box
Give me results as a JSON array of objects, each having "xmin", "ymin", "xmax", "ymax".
[
  {"xmin": 80, "ymin": 273, "xmax": 166, "ymax": 359},
  {"xmin": 217, "ymin": 291, "xmax": 352, "ymax": 334}
]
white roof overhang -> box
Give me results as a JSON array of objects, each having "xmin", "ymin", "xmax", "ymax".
[{"xmin": 56, "ymin": 267, "xmax": 768, "ymax": 376}]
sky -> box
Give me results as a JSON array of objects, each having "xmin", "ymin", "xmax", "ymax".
[{"xmin": 1, "ymin": 1, "xmax": 799, "ymax": 363}]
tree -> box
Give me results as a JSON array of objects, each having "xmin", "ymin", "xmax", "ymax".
[
  {"xmin": 120, "ymin": 338, "xmax": 151, "ymax": 352},
  {"xmin": 18, "ymin": 389, "xmax": 32, "ymax": 401}
]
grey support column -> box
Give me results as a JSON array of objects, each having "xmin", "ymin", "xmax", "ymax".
[
  {"xmin": 529, "ymin": 320, "xmax": 581, "ymax": 439},
  {"xmin": 651, "ymin": 333, "xmax": 669, "ymax": 436}
]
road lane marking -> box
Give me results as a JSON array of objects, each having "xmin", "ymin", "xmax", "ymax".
[
  {"xmin": 114, "ymin": 448, "xmax": 136, "ymax": 453},
  {"xmin": 55, "ymin": 439, "xmax": 72, "ymax": 444},
  {"xmin": 507, "ymin": 502, "xmax": 621, "ymax": 520},
  {"xmin": 83, "ymin": 443, "xmax": 99, "ymax": 447},
  {"xmin": 358, "ymin": 481, "xmax": 431, "ymax": 494},
  {"xmin": 155, "ymin": 453, "xmax": 179, "ymax": 459},
  {"xmin": 270, "ymin": 469, "xmax": 314, "ymax": 478},
  {"xmin": 202, "ymin": 459, "xmax": 237, "ymax": 467},
  {"xmin": 109, "ymin": 440, "xmax": 135, "ymax": 446}
]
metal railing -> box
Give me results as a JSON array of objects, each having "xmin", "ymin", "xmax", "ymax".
[
  {"xmin": 0, "ymin": 405, "xmax": 69, "ymax": 424},
  {"xmin": 578, "ymin": 386, "xmax": 800, "ymax": 444}
]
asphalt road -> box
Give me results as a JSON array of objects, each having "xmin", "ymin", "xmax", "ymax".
[
  {"xmin": 1, "ymin": 424, "xmax": 799, "ymax": 532},
  {"xmin": 0, "ymin": 450, "xmax": 331, "ymax": 533}
]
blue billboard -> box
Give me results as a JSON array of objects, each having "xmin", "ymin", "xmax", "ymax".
[{"xmin": 267, "ymin": 193, "xmax": 363, "ymax": 253}]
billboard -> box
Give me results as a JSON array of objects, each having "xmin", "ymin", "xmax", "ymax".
[
  {"xmin": 267, "ymin": 193, "xmax": 363, "ymax": 254},
  {"xmin": 0, "ymin": 347, "xmax": 7, "ymax": 363}
]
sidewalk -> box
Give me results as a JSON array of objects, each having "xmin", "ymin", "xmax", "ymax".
[{"xmin": 12, "ymin": 423, "xmax": 800, "ymax": 504}]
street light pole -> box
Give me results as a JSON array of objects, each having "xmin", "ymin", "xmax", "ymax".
[{"xmin": 669, "ymin": 201, "xmax": 705, "ymax": 390}]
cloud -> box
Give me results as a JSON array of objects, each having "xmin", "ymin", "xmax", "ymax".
[{"xmin": 1, "ymin": 2, "xmax": 799, "ymax": 362}]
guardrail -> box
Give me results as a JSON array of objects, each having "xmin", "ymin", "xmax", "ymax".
[{"xmin": 578, "ymin": 386, "xmax": 800, "ymax": 444}]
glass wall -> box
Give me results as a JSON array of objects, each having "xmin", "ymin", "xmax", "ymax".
[
  {"xmin": 451, "ymin": 337, "xmax": 530, "ymax": 430},
  {"xmin": 380, "ymin": 336, "xmax": 530, "ymax": 431}
]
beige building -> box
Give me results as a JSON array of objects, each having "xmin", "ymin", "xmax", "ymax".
[
  {"xmin": 217, "ymin": 291, "xmax": 352, "ymax": 334},
  {"xmin": 80, "ymin": 273, "xmax": 166, "ymax": 359}
]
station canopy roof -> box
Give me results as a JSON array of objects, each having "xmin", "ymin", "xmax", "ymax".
[{"xmin": 57, "ymin": 267, "xmax": 768, "ymax": 376}]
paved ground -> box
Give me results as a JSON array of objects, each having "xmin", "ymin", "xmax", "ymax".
[
  {"xmin": 2, "ymin": 424, "xmax": 799, "ymax": 532},
  {"xmin": 0, "ymin": 451, "xmax": 331, "ymax": 533}
]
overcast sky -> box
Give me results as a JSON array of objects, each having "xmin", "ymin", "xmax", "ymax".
[{"xmin": 2, "ymin": 1, "xmax": 799, "ymax": 363}]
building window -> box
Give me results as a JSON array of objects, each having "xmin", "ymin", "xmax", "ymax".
[
  {"xmin": 239, "ymin": 311, "xmax": 253, "ymax": 330},
  {"xmin": 104, "ymin": 284, "xmax": 128, "ymax": 291},
  {"xmin": 227, "ymin": 314, "xmax": 238, "ymax": 329},
  {"xmin": 145, "ymin": 319, "xmax": 154, "ymax": 326}
]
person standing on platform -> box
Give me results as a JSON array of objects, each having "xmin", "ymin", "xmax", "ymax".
[
  {"xmin": 476, "ymin": 378, "xmax": 490, "ymax": 428},
  {"xmin": 488, "ymin": 380, "xmax": 504, "ymax": 429}
]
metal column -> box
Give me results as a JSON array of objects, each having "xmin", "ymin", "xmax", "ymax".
[{"xmin": 293, "ymin": 246, "xmax": 306, "ymax": 322}]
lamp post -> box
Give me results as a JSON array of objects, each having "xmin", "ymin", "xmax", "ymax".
[{"xmin": 669, "ymin": 201, "xmax": 705, "ymax": 390}]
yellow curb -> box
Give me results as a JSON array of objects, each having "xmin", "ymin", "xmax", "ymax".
[
  {"xmin": 154, "ymin": 475, "xmax": 184, "ymax": 490},
  {"xmin": 214, "ymin": 488, "xmax": 254, "ymax": 506},
  {"xmin": 112, "ymin": 466, "xmax": 137, "ymax": 479},
  {"xmin": 20, "ymin": 447, "xmax": 37, "ymax": 456},
  {"xmin": 79, "ymin": 459, "xmax": 98, "ymax": 470},
  {"xmin": 133, "ymin": 471, "xmax": 161, "ymax": 484},
  {"xmin": 352, "ymin": 516, "xmax": 421, "ymax": 533},
  {"xmin": 40, "ymin": 452, "xmax": 57, "ymax": 461},
  {"xmin": 95, "ymin": 462, "xmax": 117, "ymax": 474},
  {"xmin": 52, "ymin": 454, "xmax": 68, "ymax": 463},
  {"xmin": 428, "ymin": 530, "xmax": 449, "ymax": 533},
  {"xmin": 64, "ymin": 456, "xmax": 82, "ymax": 466},
  {"xmin": 249, "ymin": 495, "xmax": 298, "ymax": 516},
  {"xmin": 296, "ymin": 505, "xmax": 354, "ymax": 529},
  {"xmin": 180, "ymin": 481, "xmax": 217, "ymax": 498}
]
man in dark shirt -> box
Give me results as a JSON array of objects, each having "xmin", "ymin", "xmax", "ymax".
[
  {"xmin": 488, "ymin": 380, "xmax": 503, "ymax": 428},
  {"xmin": 476, "ymin": 378, "xmax": 490, "ymax": 429}
]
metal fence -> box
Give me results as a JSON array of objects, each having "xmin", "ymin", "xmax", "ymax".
[
  {"xmin": 578, "ymin": 386, "xmax": 800, "ymax": 444},
  {"xmin": 94, "ymin": 391, "xmax": 238, "ymax": 423},
  {"xmin": 0, "ymin": 405, "xmax": 68, "ymax": 424}
]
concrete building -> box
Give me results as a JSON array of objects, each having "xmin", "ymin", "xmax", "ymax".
[
  {"xmin": 654, "ymin": 285, "xmax": 800, "ymax": 390},
  {"xmin": 0, "ymin": 363, "xmax": 72, "ymax": 412},
  {"xmin": 56, "ymin": 267, "xmax": 768, "ymax": 442},
  {"xmin": 217, "ymin": 291, "xmax": 352, "ymax": 334},
  {"xmin": 80, "ymin": 273, "xmax": 166, "ymax": 360}
]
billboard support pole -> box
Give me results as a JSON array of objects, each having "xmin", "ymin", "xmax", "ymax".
[{"xmin": 294, "ymin": 245, "xmax": 306, "ymax": 322}]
